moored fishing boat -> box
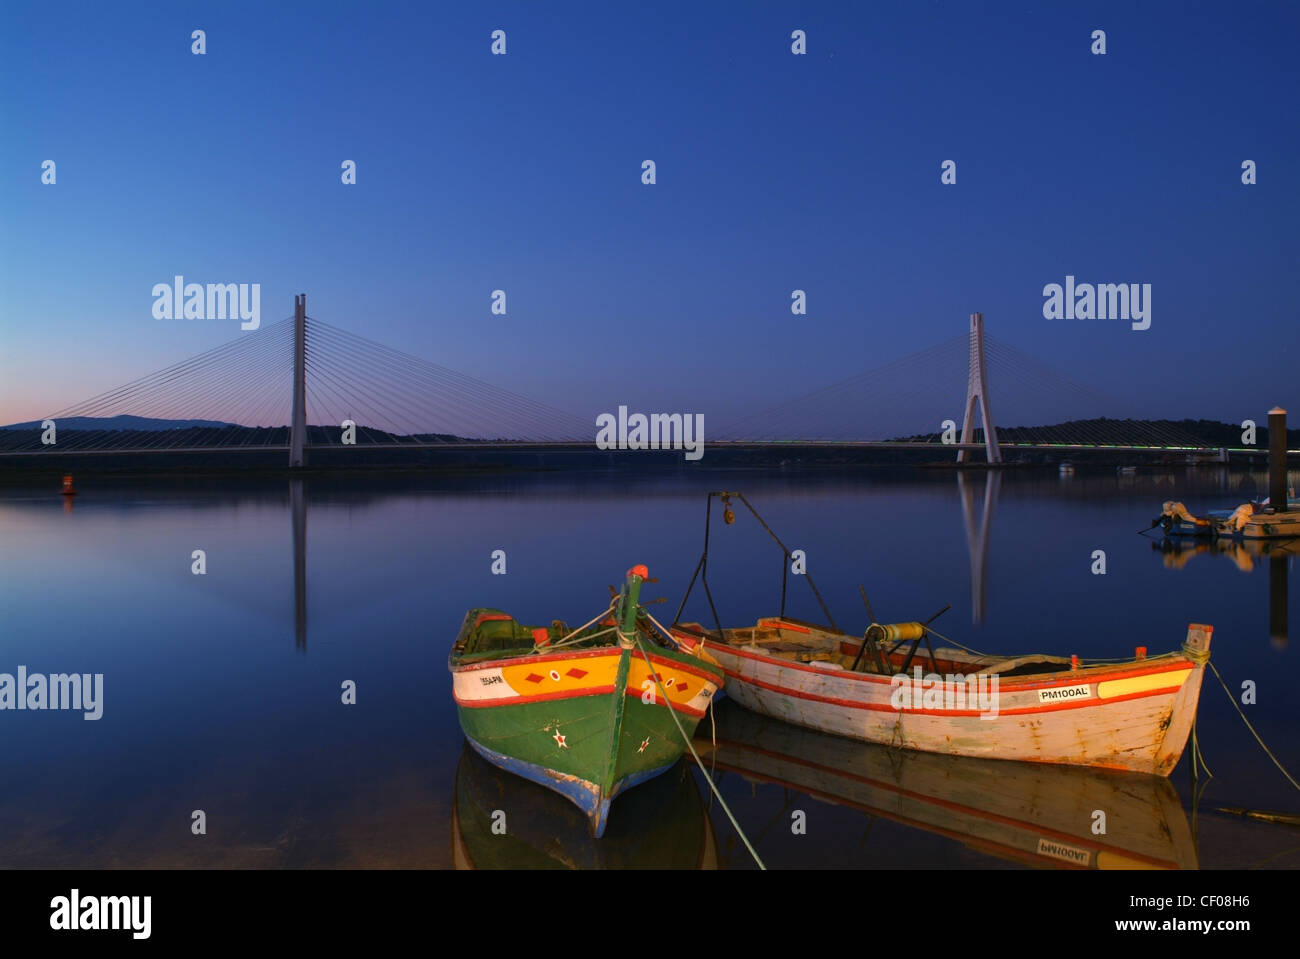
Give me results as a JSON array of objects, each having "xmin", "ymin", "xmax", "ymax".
[
  {"xmin": 1152, "ymin": 408, "xmax": 1300, "ymax": 540},
  {"xmin": 449, "ymin": 564, "xmax": 724, "ymax": 838},
  {"xmin": 672, "ymin": 617, "xmax": 1211, "ymax": 775},
  {"xmin": 669, "ymin": 491, "xmax": 1212, "ymax": 776},
  {"xmin": 1153, "ymin": 499, "xmax": 1300, "ymax": 539},
  {"xmin": 1153, "ymin": 500, "xmax": 1219, "ymax": 537}
]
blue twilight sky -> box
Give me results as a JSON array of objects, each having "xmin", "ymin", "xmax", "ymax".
[{"xmin": 1, "ymin": 1, "xmax": 1297, "ymax": 432}]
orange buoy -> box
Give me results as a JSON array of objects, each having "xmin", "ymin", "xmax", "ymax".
[{"xmin": 60, "ymin": 474, "xmax": 77, "ymax": 496}]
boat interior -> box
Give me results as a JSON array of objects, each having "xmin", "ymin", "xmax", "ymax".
[
  {"xmin": 453, "ymin": 606, "xmax": 672, "ymax": 662},
  {"xmin": 674, "ymin": 616, "xmax": 1077, "ymax": 677},
  {"xmin": 452, "ymin": 609, "xmax": 581, "ymax": 661}
]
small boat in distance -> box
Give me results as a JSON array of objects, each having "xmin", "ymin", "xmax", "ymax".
[
  {"xmin": 1153, "ymin": 410, "xmax": 1300, "ymax": 539},
  {"xmin": 1154, "ymin": 498, "xmax": 1300, "ymax": 539},
  {"xmin": 449, "ymin": 565, "xmax": 724, "ymax": 838}
]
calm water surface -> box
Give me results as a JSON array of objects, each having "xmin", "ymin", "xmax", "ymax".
[{"xmin": 1, "ymin": 467, "xmax": 1297, "ymax": 868}]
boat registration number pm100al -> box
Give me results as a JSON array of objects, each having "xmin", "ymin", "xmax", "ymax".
[{"xmin": 1037, "ymin": 683, "xmax": 1092, "ymax": 704}]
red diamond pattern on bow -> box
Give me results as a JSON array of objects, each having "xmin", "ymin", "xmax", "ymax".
[
  {"xmin": 525, "ymin": 673, "xmax": 544, "ymax": 684},
  {"xmin": 566, "ymin": 668, "xmax": 588, "ymax": 679},
  {"xmin": 676, "ymin": 683, "xmax": 688, "ymax": 694}
]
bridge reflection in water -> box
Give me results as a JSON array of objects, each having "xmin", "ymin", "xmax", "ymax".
[
  {"xmin": 279, "ymin": 468, "xmax": 1290, "ymax": 651},
  {"xmin": 292, "ymin": 478, "xmax": 306, "ymax": 650},
  {"xmin": 958, "ymin": 472, "xmax": 999, "ymax": 625}
]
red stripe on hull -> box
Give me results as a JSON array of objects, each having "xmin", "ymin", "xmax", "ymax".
[
  {"xmin": 454, "ymin": 685, "xmax": 617, "ymax": 708},
  {"xmin": 455, "ymin": 683, "xmax": 712, "ymax": 717}
]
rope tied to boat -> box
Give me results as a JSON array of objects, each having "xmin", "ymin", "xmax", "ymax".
[
  {"xmin": 636, "ymin": 608, "xmax": 766, "ymax": 870},
  {"xmin": 1208, "ymin": 661, "xmax": 1300, "ymax": 793},
  {"xmin": 889, "ymin": 715, "xmax": 905, "ymax": 751},
  {"xmin": 529, "ymin": 601, "xmax": 617, "ymax": 653}
]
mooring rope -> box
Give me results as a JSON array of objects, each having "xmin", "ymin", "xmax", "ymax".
[
  {"xmin": 530, "ymin": 602, "xmax": 617, "ymax": 653},
  {"xmin": 633, "ymin": 611, "xmax": 766, "ymax": 870},
  {"xmin": 1208, "ymin": 661, "xmax": 1300, "ymax": 792},
  {"xmin": 920, "ymin": 630, "xmax": 1294, "ymax": 793},
  {"xmin": 1192, "ymin": 720, "xmax": 1214, "ymax": 780}
]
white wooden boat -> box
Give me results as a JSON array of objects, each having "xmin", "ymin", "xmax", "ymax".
[{"xmin": 670, "ymin": 619, "xmax": 1212, "ymax": 775}]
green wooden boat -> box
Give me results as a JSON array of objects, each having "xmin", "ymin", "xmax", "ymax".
[{"xmin": 449, "ymin": 564, "xmax": 725, "ymax": 838}]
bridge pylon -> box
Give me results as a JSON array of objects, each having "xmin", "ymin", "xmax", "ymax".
[
  {"xmin": 957, "ymin": 312, "xmax": 1001, "ymax": 465},
  {"xmin": 290, "ymin": 294, "xmax": 307, "ymax": 468}
]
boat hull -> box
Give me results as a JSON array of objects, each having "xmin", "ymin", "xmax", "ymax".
[
  {"xmin": 1162, "ymin": 504, "xmax": 1300, "ymax": 540},
  {"xmin": 673, "ymin": 631, "xmax": 1205, "ymax": 775},
  {"xmin": 1163, "ymin": 517, "xmax": 1216, "ymax": 537},
  {"xmin": 462, "ymin": 736, "xmax": 675, "ymax": 837},
  {"xmin": 1237, "ymin": 512, "xmax": 1300, "ymax": 539},
  {"xmin": 451, "ymin": 645, "xmax": 722, "ymax": 836}
]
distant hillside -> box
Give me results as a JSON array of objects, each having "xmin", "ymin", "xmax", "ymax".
[
  {"xmin": 0, "ymin": 420, "xmax": 467, "ymax": 453},
  {"xmin": 900, "ymin": 417, "xmax": 1300, "ymax": 448},
  {"xmin": 0, "ymin": 414, "xmax": 233, "ymax": 432}
]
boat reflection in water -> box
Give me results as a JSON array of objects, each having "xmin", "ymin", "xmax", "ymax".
[
  {"xmin": 697, "ymin": 702, "xmax": 1198, "ymax": 870},
  {"xmin": 1152, "ymin": 536, "xmax": 1292, "ymax": 649},
  {"xmin": 450, "ymin": 740, "xmax": 717, "ymax": 869},
  {"xmin": 1152, "ymin": 534, "xmax": 1300, "ymax": 573}
]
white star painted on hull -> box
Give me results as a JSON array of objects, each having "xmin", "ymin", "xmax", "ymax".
[{"xmin": 553, "ymin": 731, "xmax": 568, "ymax": 748}]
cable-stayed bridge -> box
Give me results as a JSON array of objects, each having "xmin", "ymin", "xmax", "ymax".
[{"xmin": 0, "ymin": 297, "xmax": 1253, "ymax": 464}]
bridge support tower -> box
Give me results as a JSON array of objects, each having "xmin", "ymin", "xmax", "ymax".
[
  {"xmin": 957, "ymin": 312, "xmax": 1001, "ymax": 465},
  {"xmin": 290, "ymin": 294, "xmax": 307, "ymax": 468}
]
